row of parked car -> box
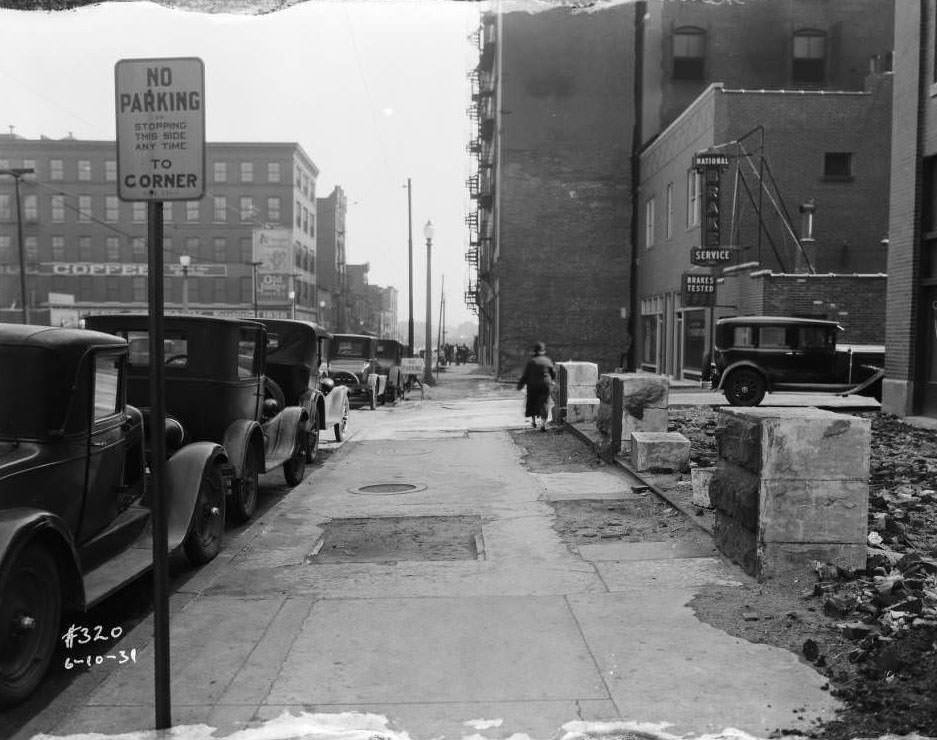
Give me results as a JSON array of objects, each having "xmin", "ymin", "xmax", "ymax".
[{"xmin": 0, "ymin": 316, "xmax": 408, "ymax": 706}]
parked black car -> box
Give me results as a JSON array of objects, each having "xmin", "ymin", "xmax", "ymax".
[
  {"xmin": 85, "ymin": 315, "xmax": 308, "ymax": 522},
  {"xmin": 0, "ymin": 324, "xmax": 227, "ymax": 706},
  {"xmin": 375, "ymin": 339, "xmax": 405, "ymax": 403},
  {"xmin": 256, "ymin": 319, "xmax": 352, "ymax": 446},
  {"xmin": 328, "ymin": 333, "xmax": 383, "ymax": 409},
  {"xmin": 709, "ymin": 316, "xmax": 885, "ymax": 406}
]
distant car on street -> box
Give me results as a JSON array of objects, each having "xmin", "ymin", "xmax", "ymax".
[
  {"xmin": 0, "ymin": 324, "xmax": 227, "ymax": 706},
  {"xmin": 709, "ymin": 316, "xmax": 885, "ymax": 406},
  {"xmin": 85, "ymin": 315, "xmax": 309, "ymax": 522},
  {"xmin": 328, "ymin": 333, "xmax": 383, "ymax": 409}
]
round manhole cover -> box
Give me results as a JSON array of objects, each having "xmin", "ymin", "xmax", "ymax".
[{"xmin": 350, "ymin": 482, "xmax": 428, "ymax": 495}]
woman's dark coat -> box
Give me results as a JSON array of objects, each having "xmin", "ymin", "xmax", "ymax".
[{"xmin": 517, "ymin": 353, "xmax": 556, "ymax": 418}]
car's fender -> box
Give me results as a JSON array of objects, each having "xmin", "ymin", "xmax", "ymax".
[
  {"xmin": 222, "ymin": 419, "xmax": 264, "ymax": 480},
  {"xmin": 715, "ymin": 360, "xmax": 771, "ymax": 392},
  {"xmin": 164, "ymin": 442, "xmax": 228, "ymax": 551},
  {"xmin": 260, "ymin": 406, "xmax": 306, "ymax": 471},
  {"xmin": 323, "ymin": 382, "xmax": 350, "ymax": 424},
  {"xmin": 0, "ymin": 508, "xmax": 84, "ymax": 612}
]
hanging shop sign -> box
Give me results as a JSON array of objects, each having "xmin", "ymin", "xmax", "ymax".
[
  {"xmin": 682, "ymin": 272, "xmax": 717, "ymax": 307},
  {"xmin": 690, "ymin": 247, "xmax": 737, "ymax": 267}
]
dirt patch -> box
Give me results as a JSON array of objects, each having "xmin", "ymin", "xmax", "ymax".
[{"xmin": 670, "ymin": 406, "xmax": 937, "ymax": 738}]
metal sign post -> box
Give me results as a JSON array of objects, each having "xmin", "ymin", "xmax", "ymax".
[{"xmin": 115, "ymin": 56, "xmax": 205, "ymax": 731}]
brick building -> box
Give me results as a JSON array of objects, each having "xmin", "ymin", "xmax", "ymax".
[
  {"xmin": 884, "ymin": 2, "xmax": 937, "ymax": 419},
  {"xmin": 316, "ymin": 185, "xmax": 348, "ymax": 332},
  {"xmin": 0, "ymin": 135, "xmax": 320, "ymax": 323},
  {"xmin": 466, "ymin": 0, "xmax": 894, "ymax": 379},
  {"xmin": 466, "ymin": 4, "xmax": 635, "ymax": 378},
  {"xmin": 637, "ymin": 78, "xmax": 892, "ymax": 378}
]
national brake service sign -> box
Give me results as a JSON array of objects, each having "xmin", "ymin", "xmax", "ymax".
[{"xmin": 115, "ymin": 57, "xmax": 205, "ymax": 201}]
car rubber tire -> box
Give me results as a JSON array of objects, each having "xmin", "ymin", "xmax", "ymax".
[
  {"xmin": 334, "ymin": 399, "xmax": 349, "ymax": 442},
  {"xmin": 230, "ymin": 445, "xmax": 260, "ymax": 523},
  {"xmin": 724, "ymin": 369, "xmax": 766, "ymax": 407},
  {"xmin": 183, "ymin": 462, "xmax": 226, "ymax": 565},
  {"xmin": 263, "ymin": 376, "xmax": 286, "ymax": 410},
  {"xmin": 305, "ymin": 415, "xmax": 320, "ymax": 464},
  {"xmin": 0, "ymin": 544, "xmax": 61, "ymax": 708},
  {"xmin": 283, "ymin": 428, "xmax": 307, "ymax": 487}
]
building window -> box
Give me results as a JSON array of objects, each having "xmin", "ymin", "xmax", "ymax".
[
  {"xmin": 163, "ymin": 203, "xmax": 173, "ymax": 223},
  {"xmin": 79, "ymin": 236, "xmax": 92, "ymax": 261},
  {"xmin": 240, "ymin": 197, "xmax": 254, "ymax": 221},
  {"xmin": 309, "ymin": 211, "xmax": 315, "ymax": 238},
  {"xmin": 295, "ymin": 201, "xmax": 302, "ymax": 228},
  {"xmin": 133, "ymin": 277, "xmax": 146, "ymax": 302},
  {"xmin": 50, "ymin": 159, "xmax": 63, "ymax": 180},
  {"xmin": 792, "ymin": 30, "xmax": 827, "ymax": 86},
  {"xmin": 0, "ymin": 236, "xmax": 10, "ymax": 262},
  {"xmin": 302, "ymin": 206, "xmax": 309, "ymax": 234},
  {"xmin": 823, "ymin": 152, "xmax": 853, "ymax": 180},
  {"xmin": 185, "ymin": 237, "xmax": 199, "ymax": 259},
  {"xmin": 214, "ymin": 162, "xmax": 227, "ymax": 183},
  {"xmin": 214, "ymin": 277, "xmax": 226, "ymax": 302},
  {"xmin": 105, "ymin": 279, "xmax": 121, "ymax": 302},
  {"xmin": 295, "ymin": 167, "xmax": 302, "ymax": 188},
  {"xmin": 673, "ymin": 27, "xmax": 705, "ymax": 81},
  {"xmin": 213, "ymin": 196, "xmax": 226, "ymax": 222},
  {"xmin": 665, "ymin": 183, "xmax": 674, "ymax": 240},
  {"xmin": 241, "ymin": 276, "xmax": 253, "ymax": 302},
  {"xmin": 645, "ymin": 197, "xmax": 656, "ymax": 248},
  {"xmin": 267, "ymin": 197, "xmax": 281, "ymax": 223},
  {"xmin": 267, "ymin": 162, "xmax": 280, "ymax": 183},
  {"xmin": 213, "ymin": 237, "xmax": 227, "ymax": 262},
  {"xmin": 23, "ymin": 195, "xmax": 38, "ymax": 222},
  {"xmin": 78, "ymin": 195, "xmax": 91, "ymax": 222},
  {"xmin": 240, "ymin": 237, "xmax": 252, "ymax": 262},
  {"xmin": 105, "ymin": 196, "xmax": 119, "ymax": 222},
  {"xmin": 132, "ymin": 237, "xmax": 145, "ymax": 260},
  {"xmin": 106, "ymin": 236, "xmax": 120, "ymax": 261},
  {"xmin": 52, "ymin": 235, "xmax": 65, "ymax": 261},
  {"xmin": 302, "ymin": 173, "xmax": 309, "ymax": 197},
  {"xmin": 162, "ymin": 237, "xmax": 172, "ymax": 252},
  {"xmin": 105, "ymin": 160, "xmax": 117, "ymax": 181},
  {"xmin": 51, "ymin": 195, "xmax": 65, "ymax": 223},
  {"xmin": 186, "ymin": 200, "xmax": 200, "ymax": 222},
  {"xmin": 78, "ymin": 160, "xmax": 91, "ymax": 181},
  {"xmin": 240, "ymin": 162, "xmax": 253, "ymax": 183},
  {"xmin": 0, "ymin": 194, "xmax": 9, "ymax": 220},
  {"xmin": 24, "ymin": 236, "xmax": 38, "ymax": 263},
  {"xmin": 22, "ymin": 159, "xmax": 35, "ymax": 172},
  {"xmin": 133, "ymin": 202, "xmax": 146, "ymax": 223},
  {"xmin": 686, "ymin": 169, "xmax": 701, "ymax": 228},
  {"xmin": 78, "ymin": 276, "xmax": 93, "ymax": 301}
]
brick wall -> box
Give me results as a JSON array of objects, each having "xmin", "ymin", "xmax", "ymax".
[{"xmin": 496, "ymin": 6, "xmax": 634, "ymax": 379}]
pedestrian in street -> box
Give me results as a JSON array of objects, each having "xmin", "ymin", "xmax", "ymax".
[{"xmin": 516, "ymin": 341, "xmax": 556, "ymax": 431}]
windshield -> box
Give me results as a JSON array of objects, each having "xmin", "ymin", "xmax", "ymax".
[{"xmin": 332, "ymin": 339, "xmax": 371, "ymax": 358}]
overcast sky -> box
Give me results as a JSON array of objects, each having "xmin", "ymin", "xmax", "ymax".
[{"xmin": 0, "ymin": 0, "xmax": 483, "ymax": 327}]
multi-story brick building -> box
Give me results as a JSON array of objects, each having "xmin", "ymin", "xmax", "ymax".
[
  {"xmin": 0, "ymin": 135, "xmax": 320, "ymax": 323},
  {"xmin": 638, "ymin": 76, "xmax": 892, "ymax": 378},
  {"xmin": 467, "ymin": 0, "xmax": 894, "ymax": 379},
  {"xmin": 884, "ymin": 2, "xmax": 937, "ymax": 419},
  {"xmin": 316, "ymin": 185, "xmax": 348, "ymax": 332}
]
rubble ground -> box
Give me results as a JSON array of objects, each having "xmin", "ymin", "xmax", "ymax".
[
  {"xmin": 670, "ymin": 407, "xmax": 937, "ymax": 739},
  {"xmin": 513, "ymin": 415, "xmax": 937, "ymax": 738}
]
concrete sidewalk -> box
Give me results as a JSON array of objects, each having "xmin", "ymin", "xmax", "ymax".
[{"xmin": 18, "ymin": 366, "xmax": 842, "ymax": 740}]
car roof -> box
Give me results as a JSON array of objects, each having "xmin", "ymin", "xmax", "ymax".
[
  {"xmin": 256, "ymin": 318, "xmax": 331, "ymax": 339},
  {"xmin": 0, "ymin": 323, "xmax": 126, "ymax": 351},
  {"xmin": 716, "ymin": 316, "xmax": 841, "ymax": 328},
  {"xmin": 87, "ymin": 313, "xmax": 266, "ymax": 330}
]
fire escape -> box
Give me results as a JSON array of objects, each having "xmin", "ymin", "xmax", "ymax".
[{"xmin": 465, "ymin": 17, "xmax": 496, "ymax": 316}]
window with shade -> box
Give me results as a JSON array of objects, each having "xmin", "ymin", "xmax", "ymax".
[
  {"xmin": 792, "ymin": 30, "xmax": 827, "ymax": 86},
  {"xmin": 673, "ymin": 27, "xmax": 705, "ymax": 81}
]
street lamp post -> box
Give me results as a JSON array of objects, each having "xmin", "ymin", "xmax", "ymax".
[
  {"xmin": 289, "ymin": 290, "xmax": 296, "ymax": 320},
  {"xmin": 246, "ymin": 260, "xmax": 262, "ymax": 317},
  {"xmin": 423, "ymin": 220, "xmax": 434, "ymax": 384},
  {"xmin": 1, "ymin": 167, "xmax": 34, "ymax": 324},
  {"xmin": 179, "ymin": 254, "xmax": 191, "ymax": 312}
]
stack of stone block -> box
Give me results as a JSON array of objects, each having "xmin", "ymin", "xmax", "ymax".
[
  {"xmin": 710, "ymin": 407, "xmax": 871, "ymax": 581},
  {"xmin": 551, "ymin": 361, "xmax": 599, "ymax": 424},
  {"xmin": 595, "ymin": 373, "xmax": 670, "ymax": 455}
]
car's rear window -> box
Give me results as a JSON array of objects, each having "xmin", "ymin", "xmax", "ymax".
[
  {"xmin": 334, "ymin": 339, "xmax": 369, "ymax": 358},
  {"xmin": 732, "ymin": 327, "xmax": 755, "ymax": 347},
  {"xmin": 758, "ymin": 326, "xmax": 790, "ymax": 348},
  {"xmin": 125, "ymin": 331, "xmax": 188, "ymax": 368}
]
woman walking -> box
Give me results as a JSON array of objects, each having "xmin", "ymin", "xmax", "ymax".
[{"xmin": 516, "ymin": 341, "xmax": 556, "ymax": 431}]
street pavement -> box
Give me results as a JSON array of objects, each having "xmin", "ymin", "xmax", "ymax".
[{"xmin": 17, "ymin": 366, "xmax": 852, "ymax": 740}]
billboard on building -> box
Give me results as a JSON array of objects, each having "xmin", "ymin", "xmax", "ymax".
[{"xmin": 253, "ymin": 228, "xmax": 293, "ymax": 306}]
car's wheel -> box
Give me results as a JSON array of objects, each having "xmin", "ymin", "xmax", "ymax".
[
  {"xmin": 724, "ymin": 369, "xmax": 766, "ymax": 406},
  {"xmin": 264, "ymin": 376, "xmax": 286, "ymax": 409},
  {"xmin": 230, "ymin": 445, "xmax": 260, "ymax": 523},
  {"xmin": 183, "ymin": 463, "xmax": 226, "ymax": 565},
  {"xmin": 334, "ymin": 399, "xmax": 349, "ymax": 441},
  {"xmin": 283, "ymin": 429, "xmax": 307, "ymax": 487},
  {"xmin": 305, "ymin": 415, "xmax": 320, "ymax": 464},
  {"xmin": 0, "ymin": 544, "xmax": 61, "ymax": 708}
]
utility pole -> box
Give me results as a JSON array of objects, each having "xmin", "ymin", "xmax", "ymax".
[
  {"xmin": 423, "ymin": 220, "xmax": 434, "ymax": 384},
  {"xmin": 1, "ymin": 167, "xmax": 35, "ymax": 324},
  {"xmin": 246, "ymin": 260, "xmax": 262, "ymax": 317},
  {"xmin": 406, "ymin": 178, "xmax": 414, "ymax": 355}
]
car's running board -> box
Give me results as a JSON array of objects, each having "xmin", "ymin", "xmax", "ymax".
[{"xmin": 83, "ymin": 537, "xmax": 153, "ymax": 609}]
